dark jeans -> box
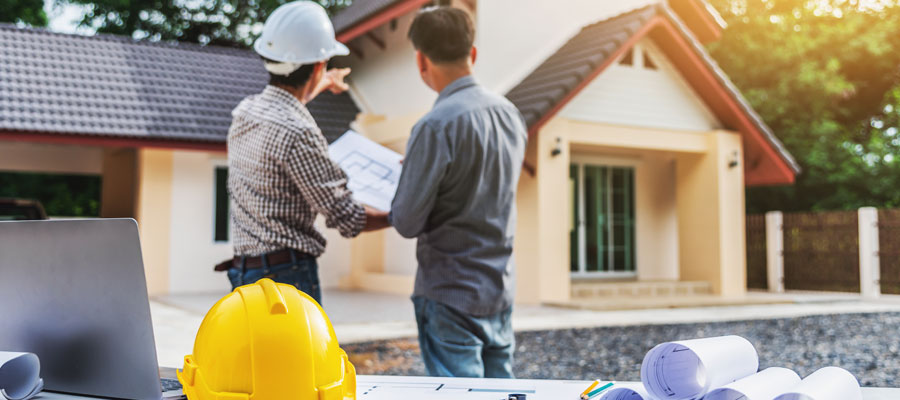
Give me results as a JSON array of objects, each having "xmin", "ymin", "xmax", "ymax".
[
  {"xmin": 227, "ymin": 250, "xmax": 322, "ymax": 304},
  {"xmin": 413, "ymin": 296, "xmax": 515, "ymax": 378}
]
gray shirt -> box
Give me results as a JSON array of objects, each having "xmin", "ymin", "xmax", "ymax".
[{"xmin": 390, "ymin": 75, "xmax": 528, "ymax": 317}]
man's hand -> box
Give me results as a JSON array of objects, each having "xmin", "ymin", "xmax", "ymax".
[{"xmin": 362, "ymin": 205, "xmax": 391, "ymax": 232}]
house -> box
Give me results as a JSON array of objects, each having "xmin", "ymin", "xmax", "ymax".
[
  {"xmin": 0, "ymin": 0, "xmax": 799, "ymax": 306},
  {"xmin": 330, "ymin": 0, "xmax": 799, "ymax": 305},
  {"xmin": 0, "ymin": 25, "xmax": 358, "ymax": 294}
]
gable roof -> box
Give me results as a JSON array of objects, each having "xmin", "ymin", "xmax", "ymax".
[
  {"xmin": 505, "ymin": 4, "xmax": 800, "ymax": 186},
  {"xmin": 0, "ymin": 25, "xmax": 359, "ymax": 150},
  {"xmin": 331, "ymin": 0, "xmax": 724, "ymax": 44},
  {"xmin": 333, "ymin": 0, "xmax": 431, "ymax": 43}
]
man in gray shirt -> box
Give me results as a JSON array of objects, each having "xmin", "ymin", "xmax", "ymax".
[{"xmin": 390, "ymin": 7, "xmax": 527, "ymax": 378}]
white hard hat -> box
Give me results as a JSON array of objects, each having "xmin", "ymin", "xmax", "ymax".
[{"xmin": 254, "ymin": 1, "xmax": 349, "ymax": 69}]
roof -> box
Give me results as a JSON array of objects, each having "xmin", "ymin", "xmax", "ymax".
[
  {"xmin": 0, "ymin": 24, "xmax": 359, "ymax": 147},
  {"xmin": 332, "ymin": 0, "xmax": 430, "ymax": 43},
  {"xmin": 333, "ymin": 0, "xmax": 404, "ymax": 34},
  {"xmin": 504, "ymin": 4, "xmax": 800, "ymax": 185}
]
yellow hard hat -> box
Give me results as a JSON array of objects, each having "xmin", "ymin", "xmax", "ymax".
[{"xmin": 177, "ymin": 278, "xmax": 356, "ymax": 400}]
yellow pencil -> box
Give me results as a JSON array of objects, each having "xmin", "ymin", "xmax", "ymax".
[{"xmin": 580, "ymin": 380, "xmax": 600, "ymax": 399}]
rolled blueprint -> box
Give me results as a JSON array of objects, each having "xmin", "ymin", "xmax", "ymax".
[
  {"xmin": 640, "ymin": 335, "xmax": 758, "ymax": 400},
  {"xmin": 599, "ymin": 382, "xmax": 653, "ymax": 400},
  {"xmin": 0, "ymin": 352, "xmax": 43, "ymax": 400},
  {"xmin": 704, "ymin": 367, "xmax": 801, "ymax": 400},
  {"xmin": 772, "ymin": 367, "xmax": 862, "ymax": 400}
]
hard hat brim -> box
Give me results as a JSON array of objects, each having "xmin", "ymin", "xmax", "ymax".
[{"xmin": 254, "ymin": 38, "xmax": 351, "ymax": 65}]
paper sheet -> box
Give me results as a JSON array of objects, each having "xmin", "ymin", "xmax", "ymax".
[
  {"xmin": 598, "ymin": 382, "xmax": 652, "ymax": 400},
  {"xmin": 773, "ymin": 367, "xmax": 862, "ymax": 400},
  {"xmin": 640, "ymin": 335, "xmax": 759, "ymax": 400},
  {"xmin": 704, "ymin": 367, "xmax": 801, "ymax": 400},
  {"xmin": 357, "ymin": 375, "xmax": 589, "ymax": 400},
  {"xmin": 0, "ymin": 352, "xmax": 43, "ymax": 400},
  {"xmin": 328, "ymin": 130, "xmax": 403, "ymax": 212}
]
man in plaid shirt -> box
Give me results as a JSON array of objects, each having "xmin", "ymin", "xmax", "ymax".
[{"xmin": 223, "ymin": 1, "xmax": 389, "ymax": 303}]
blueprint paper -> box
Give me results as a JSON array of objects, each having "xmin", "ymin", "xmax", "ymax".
[
  {"xmin": 640, "ymin": 335, "xmax": 758, "ymax": 400},
  {"xmin": 598, "ymin": 382, "xmax": 652, "ymax": 400},
  {"xmin": 0, "ymin": 352, "xmax": 43, "ymax": 400},
  {"xmin": 329, "ymin": 130, "xmax": 403, "ymax": 212},
  {"xmin": 773, "ymin": 367, "xmax": 862, "ymax": 400},
  {"xmin": 357, "ymin": 375, "xmax": 590, "ymax": 400},
  {"xmin": 704, "ymin": 367, "xmax": 801, "ymax": 400}
]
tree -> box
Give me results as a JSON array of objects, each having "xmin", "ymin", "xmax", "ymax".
[
  {"xmin": 1, "ymin": 0, "xmax": 48, "ymax": 26},
  {"xmin": 62, "ymin": 0, "xmax": 352, "ymax": 46},
  {"xmin": 706, "ymin": 0, "xmax": 900, "ymax": 212}
]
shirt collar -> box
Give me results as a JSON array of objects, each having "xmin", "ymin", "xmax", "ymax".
[
  {"xmin": 435, "ymin": 75, "xmax": 478, "ymax": 105},
  {"xmin": 261, "ymin": 85, "xmax": 311, "ymax": 118}
]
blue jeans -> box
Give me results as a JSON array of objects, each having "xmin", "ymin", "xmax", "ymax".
[
  {"xmin": 227, "ymin": 251, "xmax": 322, "ymax": 304},
  {"xmin": 413, "ymin": 296, "xmax": 515, "ymax": 378}
]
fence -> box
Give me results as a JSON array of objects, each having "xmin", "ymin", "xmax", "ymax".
[
  {"xmin": 747, "ymin": 207, "xmax": 882, "ymax": 296},
  {"xmin": 746, "ymin": 214, "xmax": 767, "ymax": 290}
]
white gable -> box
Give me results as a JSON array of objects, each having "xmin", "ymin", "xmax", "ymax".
[{"xmin": 558, "ymin": 38, "xmax": 722, "ymax": 132}]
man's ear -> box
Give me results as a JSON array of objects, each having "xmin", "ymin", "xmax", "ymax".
[
  {"xmin": 416, "ymin": 51, "xmax": 428, "ymax": 74},
  {"xmin": 470, "ymin": 46, "xmax": 477, "ymax": 65}
]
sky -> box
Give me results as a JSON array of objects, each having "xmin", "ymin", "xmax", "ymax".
[{"xmin": 44, "ymin": 0, "xmax": 93, "ymax": 34}]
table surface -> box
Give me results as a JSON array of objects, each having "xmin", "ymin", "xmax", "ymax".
[{"xmin": 33, "ymin": 375, "xmax": 900, "ymax": 400}]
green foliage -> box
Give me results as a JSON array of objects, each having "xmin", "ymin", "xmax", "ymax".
[
  {"xmin": 60, "ymin": 0, "xmax": 352, "ymax": 46},
  {"xmin": 0, "ymin": 172, "xmax": 101, "ymax": 217},
  {"xmin": 707, "ymin": 0, "xmax": 900, "ymax": 212},
  {"xmin": 0, "ymin": 0, "xmax": 48, "ymax": 26}
]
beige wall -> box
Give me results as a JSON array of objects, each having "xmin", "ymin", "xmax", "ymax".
[
  {"xmin": 135, "ymin": 148, "xmax": 174, "ymax": 296},
  {"xmin": 167, "ymin": 150, "xmax": 233, "ymax": 293},
  {"xmin": 676, "ymin": 131, "xmax": 747, "ymax": 295},
  {"xmin": 0, "ymin": 141, "xmax": 102, "ymax": 175}
]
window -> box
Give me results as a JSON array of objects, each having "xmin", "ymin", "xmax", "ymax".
[
  {"xmin": 643, "ymin": 50, "xmax": 658, "ymax": 70},
  {"xmin": 619, "ymin": 48, "xmax": 634, "ymax": 66},
  {"xmin": 214, "ymin": 167, "xmax": 229, "ymax": 242},
  {"xmin": 570, "ymin": 163, "xmax": 636, "ymax": 276},
  {"xmin": 0, "ymin": 172, "xmax": 101, "ymax": 217}
]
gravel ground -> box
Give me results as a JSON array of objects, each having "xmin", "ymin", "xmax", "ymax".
[{"xmin": 344, "ymin": 312, "xmax": 900, "ymax": 387}]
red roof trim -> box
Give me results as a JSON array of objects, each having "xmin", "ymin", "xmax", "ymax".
[
  {"xmin": 671, "ymin": 0, "xmax": 723, "ymax": 43},
  {"xmin": 336, "ymin": 0, "xmax": 431, "ymax": 43},
  {"xmin": 649, "ymin": 21, "xmax": 794, "ymax": 185},
  {"xmin": 527, "ymin": 16, "xmax": 795, "ymax": 186},
  {"xmin": 0, "ymin": 131, "xmax": 227, "ymax": 153}
]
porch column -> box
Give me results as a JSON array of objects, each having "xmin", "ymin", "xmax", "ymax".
[
  {"xmin": 135, "ymin": 148, "xmax": 174, "ymax": 296},
  {"xmin": 100, "ymin": 148, "xmax": 137, "ymax": 218},
  {"xmin": 515, "ymin": 120, "xmax": 571, "ymax": 304},
  {"xmin": 675, "ymin": 130, "xmax": 747, "ymax": 296}
]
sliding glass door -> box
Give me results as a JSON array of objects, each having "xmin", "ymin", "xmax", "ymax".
[{"xmin": 570, "ymin": 161, "xmax": 636, "ymax": 278}]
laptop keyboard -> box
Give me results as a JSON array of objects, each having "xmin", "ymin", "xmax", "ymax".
[{"xmin": 161, "ymin": 378, "xmax": 182, "ymax": 392}]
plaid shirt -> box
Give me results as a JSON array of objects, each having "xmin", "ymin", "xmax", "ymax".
[{"xmin": 227, "ymin": 85, "xmax": 366, "ymax": 257}]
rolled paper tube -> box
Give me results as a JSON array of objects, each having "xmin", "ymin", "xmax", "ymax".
[
  {"xmin": 599, "ymin": 383, "xmax": 652, "ymax": 400},
  {"xmin": 772, "ymin": 367, "xmax": 862, "ymax": 400},
  {"xmin": 640, "ymin": 335, "xmax": 759, "ymax": 400},
  {"xmin": 705, "ymin": 367, "xmax": 801, "ymax": 400}
]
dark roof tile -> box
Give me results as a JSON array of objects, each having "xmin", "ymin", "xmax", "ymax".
[
  {"xmin": 332, "ymin": 0, "xmax": 403, "ymax": 34},
  {"xmin": 0, "ymin": 24, "xmax": 359, "ymax": 144}
]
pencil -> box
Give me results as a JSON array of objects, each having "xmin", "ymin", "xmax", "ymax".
[
  {"xmin": 579, "ymin": 380, "xmax": 600, "ymax": 399},
  {"xmin": 586, "ymin": 382, "xmax": 615, "ymax": 399}
]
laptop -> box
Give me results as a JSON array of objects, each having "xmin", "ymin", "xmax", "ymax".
[{"xmin": 0, "ymin": 219, "xmax": 184, "ymax": 399}]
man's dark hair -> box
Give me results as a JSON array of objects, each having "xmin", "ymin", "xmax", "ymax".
[
  {"xmin": 261, "ymin": 56, "xmax": 318, "ymax": 88},
  {"xmin": 407, "ymin": 7, "xmax": 475, "ymax": 64}
]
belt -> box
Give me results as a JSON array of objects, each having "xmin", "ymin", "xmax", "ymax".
[{"xmin": 214, "ymin": 248, "xmax": 312, "ymax": 272}]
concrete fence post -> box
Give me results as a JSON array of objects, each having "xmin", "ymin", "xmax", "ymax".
[
  {"xmin": 765, "ymin": 211, "xmax": 785, "ymax": 293},
  {"xmin": 858, "ymin": 207, "xmax": 881, "ymax": 298}
]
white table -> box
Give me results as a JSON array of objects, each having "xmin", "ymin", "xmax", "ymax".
[{"xmin": 34, "ymin": 375, "xmax": 900, "ymax": 399}]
